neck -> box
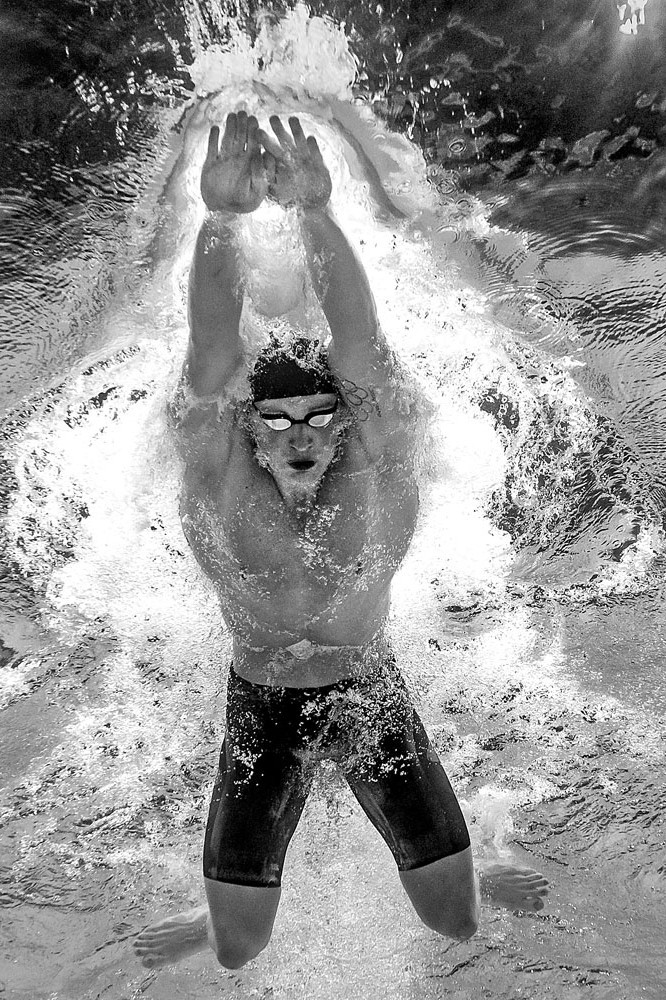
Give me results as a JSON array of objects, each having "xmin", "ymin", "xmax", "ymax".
[{"xmin": 272, "ymin": 473, "xmax": 321, "ymax": 517}]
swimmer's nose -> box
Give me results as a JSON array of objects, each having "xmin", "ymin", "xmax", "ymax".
[{"xmin": 289, "ymin": 425, "xmax": 314, "ymax": 451}]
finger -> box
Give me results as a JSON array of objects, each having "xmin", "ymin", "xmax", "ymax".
[
  {"xmin": 220, "ymin": 113, "xmax": 237, "ymax": 153},
  {"xmin": 250, "ymin": 149, "xmax": 267, "ymax": 194},
  {"xmin": 269, "ymin": 115, "xmax": 294, "ymax": 150},
  {"xmin": 262, "ymin": 151, "xmax": 277, "ymax": 188},
  {"xmin": 247, "ymin": 115, "xmax": 261, "ymax": 160},
  {"xmin": 275, "ymin": 159, "xmax": 291, "ymax": 191},
  {"xmin": 205, "ymin": 126, "xmax": 220, "ymax": 163},
  {"xmin": 235, "ymin": 110, "xmax": 248, "ymax": 150},
  {"xmin": 289, "ymin": 116, "xmax": 308, "ymax": 150},
  {"xmin": 257, "ymin": 129, "xmax": 286, "ymax": 161},
  {"xmin": 247, "ymin": 116, "xmax": 262, "ymax": 152},
  {"xmin": 306, "ymin": 134, "xmax": 325, "ymax": 164},
  {"xmin": 250, "ymin": 149, "xmax": 266, "ymax": 188}
]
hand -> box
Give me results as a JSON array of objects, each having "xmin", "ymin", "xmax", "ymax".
[
  {"xmin": 200, "ymin": 112, "xmax": 268, "ymax": 214},
  {"xmin": 258, "ymin": 116, "xmax": 332, "ymax": 210}
]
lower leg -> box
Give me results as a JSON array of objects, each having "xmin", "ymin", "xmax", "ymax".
[
  {"xmin": 204, "ymin": 878, "xmax": 281, "ymax": 969},
  {"xmin": 133, "ymin": 880, "xmax": 281, "ymax": 970},
  {"xmin": 399, "ymin": 848, "xmax": 550, "ymax": 942},
  {"xmin": 400, "ymin": 846, "xmax": 479, "ymax": 941}
]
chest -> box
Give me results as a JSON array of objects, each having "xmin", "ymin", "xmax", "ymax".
[
  {"xmin": 183, "ymin": 455, "xmax": 416, "ymax": 592},
  {"xmin": 220, "ymin": 465, "xmax": 386, "ymax": 582}
]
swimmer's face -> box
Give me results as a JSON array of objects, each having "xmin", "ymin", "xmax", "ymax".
[{"xmin": 250, "ymin": 393, "xmax": 343, "ymax": 484}]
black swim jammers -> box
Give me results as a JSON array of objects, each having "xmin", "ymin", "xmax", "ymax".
[{"xmin": 203, "ymin": 657, "xmax": 470, "ymax": 888}]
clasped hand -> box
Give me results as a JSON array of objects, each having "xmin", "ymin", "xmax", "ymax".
[{"xmin": 201, "ymin": 111, "xmax": 332, "ymax": 214}]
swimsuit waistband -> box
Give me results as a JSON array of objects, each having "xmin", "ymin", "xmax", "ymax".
[
  {"xmin": 230, "ymin": 629, "xmax": 393, "ymax": 688},
  {"xmin": 234, "ymin": 626, "xmax": 388, "ymax": 658}
]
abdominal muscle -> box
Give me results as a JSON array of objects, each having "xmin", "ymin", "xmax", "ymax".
[{"xmin": 231, "ymin": 615, "xmax": 393, "ymax": 687}]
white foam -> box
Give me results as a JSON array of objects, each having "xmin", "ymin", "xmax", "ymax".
[
  {"xmin": 2, "ymin": 7, "xmax": 661, "ymax": 843},
  {"xmin": 189, "ymin": 4, "xmax": 357, "ymax": 101}
]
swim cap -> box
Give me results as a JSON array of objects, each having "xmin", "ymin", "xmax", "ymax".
[{"xmin": 249, "ymin": 336, "xmax": 337, "ymax": 401}]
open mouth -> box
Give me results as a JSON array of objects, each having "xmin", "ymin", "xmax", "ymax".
[{"xmin": 288, "ymin": 460, "xmax": 316, "ymax": 471}]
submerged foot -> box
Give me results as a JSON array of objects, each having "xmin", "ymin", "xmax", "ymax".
[
  {"xmin": 479, "ymin": 862, "xmax": 549, "ymax": 912},
  {"xmin": 133, "ymin": 906, "xmax": 209, "ymax": 968}
]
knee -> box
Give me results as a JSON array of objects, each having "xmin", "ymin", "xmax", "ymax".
[
  {"xmin": 444, "ymin": 911, "xmax": 478, "ymax": 942},
  {"xmin": 213, "ymin": 941, "xmax": 265, "ymax": 970},
  {"xmin": 426, "ymin": 906, "xmax": 479, "ymax": 942},
  {"xmin": 212, "ymin": 932, "xmax": 271, "ymax": 969},
  {"xmin": 214, "ymin": 948, "xmax": 253, "ymax": 970}
]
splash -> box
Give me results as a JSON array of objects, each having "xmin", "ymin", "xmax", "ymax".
[
  {"xmin": 3, "ymin": 28, "xmax": 660, "ymax": 694},
  {"xmin": 188, "ymin": 4, "xmax": 358, "ymax": 101}
]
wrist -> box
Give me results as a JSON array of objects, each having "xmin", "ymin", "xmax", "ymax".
[
  {"xmin": 200, "ymin": 181, "xmax": 246, "ymax": 216},
  {"xmin": 299, "ymin": 202, "xmax": 331, "ymax": 219},
  {"xmin": 204, "ymin": 208, "xmax": 238, "ymax": 227}
]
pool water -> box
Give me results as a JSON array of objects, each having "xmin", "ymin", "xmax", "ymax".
[{"xmin": 1, "ymin": 6, "xmax": 665, "ymax": 999}]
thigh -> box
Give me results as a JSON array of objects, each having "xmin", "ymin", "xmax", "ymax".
[
  {"xmin": 203, "ymin": 674, "xmax": 312, "ymax": 888},
  {"xmin": 343, "ymin": 700, "xmax": 470, "ymax": 871}
]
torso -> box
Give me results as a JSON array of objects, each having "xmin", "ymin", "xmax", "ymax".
[{"xmin": 179, "ymin": 402, "xmax": 419, "ymax": 686}]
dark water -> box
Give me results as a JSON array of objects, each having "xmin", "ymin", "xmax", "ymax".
[{"xmin": 1, "ymin": 3, "xmax": 666, "ymax": 999}]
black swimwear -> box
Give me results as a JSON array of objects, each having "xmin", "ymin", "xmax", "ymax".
[{"xmin": 203, "ymin": 657, "xmax": 470, "ymax": 888}]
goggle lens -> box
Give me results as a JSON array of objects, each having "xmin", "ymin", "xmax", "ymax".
[
  {"xmin": 256, "ymin": 406, "xmax": 337, "ymax": 431},
  {"xmin": 262, "ymin": 416, "xmax": 293, "ymax": 431},
  {"xmin": 307, "ymin": 412, "xmax": 335, "ymax": 428}
]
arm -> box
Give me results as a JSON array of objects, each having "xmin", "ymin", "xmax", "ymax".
[
  {"xmin": 301, "ymin": 208, "xmax": 409, "ymax": 453},
  {"xmin": 185, "ymin": 112, "xmax": 267, "ymax": 399},
  {"xmin": 186, "ymin": 211, "xmax": 243, "ymax": 397},
  {"xmin": 260, "ymin": 116, "xmax": 407, "ymax": 455},
  {"xmin": 298, "ymin": 204, "xmax": 385, "ymax": 376}
]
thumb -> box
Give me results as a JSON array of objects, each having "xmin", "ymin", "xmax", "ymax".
[
  {"xmin": 262, "ymin": 151, "xmax": 277, "ymax": 187},
  {"xmin": 250, "ymin": 149, "xmax": 268, "ymax": 195}
]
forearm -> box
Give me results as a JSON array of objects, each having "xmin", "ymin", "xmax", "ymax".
[
  {"xmin": 184, "ymin": 212, "xmax": 246, "ymax": 397},
  {"xmin": 299, "ymin": 207, "xmax": 378, "ymax": 345},
  {"xmin": 188, "ymin": 212, "xmax": 243, "ymax": 350}
]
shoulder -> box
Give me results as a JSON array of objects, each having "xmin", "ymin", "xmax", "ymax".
[{"xmin": 334, "ymin": 415, "xmax": 419, "ymax": 496}]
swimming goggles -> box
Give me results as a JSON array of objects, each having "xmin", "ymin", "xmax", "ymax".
[{"xmin": 253, "ymin": 400, "xmax": 338, "ymax": 431}]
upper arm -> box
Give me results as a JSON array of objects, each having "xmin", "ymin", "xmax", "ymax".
[
  {"xmin": 183, "ymin": 339, "xmax": 244, "ymax": 401},
  {"xmin": 327, "ymin": 331, "xmax": 419, "ymax": 465},
  {"xmin": 168, "ymin": 382, "xmax": 238, "ymax": 479}
]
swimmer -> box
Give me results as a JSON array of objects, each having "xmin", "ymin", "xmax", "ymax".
[{"xmin": 134, "ymin": 111, "xmax": 548, "ymax": 971}]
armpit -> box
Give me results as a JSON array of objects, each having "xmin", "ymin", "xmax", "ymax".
[
  {"xmin": 167, "ymin": 379, "xmax": 240, "ymax": 468},
  {"xmin": 338, "ymin": 377, "xmax": 380, "ymax": 422}
]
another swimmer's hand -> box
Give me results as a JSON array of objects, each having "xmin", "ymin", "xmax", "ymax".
[
  {"xmin": 200, "ymin": 112, "xmax": 268, "ymax": 214},
  {"xmin": 258, "ymin": 116, "xmax": 332, "ymax": 211}
]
